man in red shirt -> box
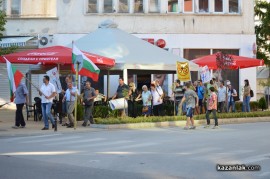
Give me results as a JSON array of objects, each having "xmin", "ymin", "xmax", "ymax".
[{"xmin": 205, "ymin": 87, "xmax": 219, "ymax": 129}]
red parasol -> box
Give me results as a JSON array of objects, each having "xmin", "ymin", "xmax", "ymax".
[
  {"xmin": 0, "ymin": 46, "xmax": 115, "ymax": 67},
  {"xmin": 191, "ymin": 53, "xmax": 264, "ymax": 70}
]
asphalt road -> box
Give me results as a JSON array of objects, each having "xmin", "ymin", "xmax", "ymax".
[{"xmin": 0, "ymin": 122, "xmax": 270, "ymax": 179}]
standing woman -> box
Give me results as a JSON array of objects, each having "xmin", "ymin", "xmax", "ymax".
[
  {"xmin": 141, "ymin": 85, "xmax": 152, "ymax": 117},
  {"xmin": 150, "ymin": 82, "xmax": 163, "ymax": 116},
  {"xmin": 128, "ymin": 82, "xmax": 140, "ymax": 118},
  {"xmin": 242, "ymin": 79, "xmax": 251, "ymax": 112}
]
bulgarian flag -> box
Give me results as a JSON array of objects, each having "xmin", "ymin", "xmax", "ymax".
[
  {"xmin": 4, "ymin": 57, "xmax": 24, "ymax": 102},
  {"xmin": 72, "ymin": 44, "xmax": 100, "ymax": 81}
]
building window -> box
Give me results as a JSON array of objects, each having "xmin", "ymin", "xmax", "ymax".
[
  {"xmin": 11, "ymin": 0, "xmax": 21, "ymax": 16},
  {"xmin": 199, "ymin": 0, "xmax": 209, "ymax": 13},
  {"xmin": 168, "ymin": 0, "xmax": 178, "ymax": 13},
  {"xmin": 229, "ymin": 0, "xmax": 239, "ymax": 13},
  {"xmin": 212, "ymin": 49, "xmax": 239, "ymax": 95},
  {"xmin": 104, "ymin": 0, "xmax": 113, "ymax": 13},
  {"xmin": 214, "ymin": 0, "xmax": 223, "ymax": 12},
  {"xmin": 88, "ymin": 0, "xmax": 98, "ymax": 13},
  {"xmin": 119, "ymin": 0, "xmax": 129, "ymax": 13},
  {"xmin": 149, "ymin": 0, "xmax": 159, "ymax": 13},
  {"xmin": 184, "ymin": 0, "xmax": 193, "ymax": 12},
  {"xmin": 134, "ymin": 0, "xmax": 143, "ymax": 13},
  {"xmin": 184, "ymin": 49, "xmax": 210, "ymax": 81}
]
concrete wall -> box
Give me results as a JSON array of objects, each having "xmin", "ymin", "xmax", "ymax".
[{"xmin": 4, "ymin": 0, "xmax": 254, "ymax": 36}]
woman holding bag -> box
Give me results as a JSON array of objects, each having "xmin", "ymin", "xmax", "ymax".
[{"xmin": 141, "ymin": 85, "xmax": 152, "ymax": 117}]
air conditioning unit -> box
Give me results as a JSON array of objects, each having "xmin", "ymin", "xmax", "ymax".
[{"xmin": 38, "ymin": 34, "xmax": 54, "ymax": 48}]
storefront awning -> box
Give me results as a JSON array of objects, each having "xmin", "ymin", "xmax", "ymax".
[{"xmin": 0, "ymin": 37, "xmax": 34, "ymax": 48}]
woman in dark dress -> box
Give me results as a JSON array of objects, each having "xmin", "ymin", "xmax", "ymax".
[{"xmin": 128, "ymin": 82, "xmax": 140, "ymax": 118}]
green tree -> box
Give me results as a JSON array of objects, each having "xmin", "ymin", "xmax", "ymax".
[
  {"xmin": 255, "ymin": 1, "xmax": 270, "ymax": 103},
  {"xmin": 255, "ymin": 0, "xmax": 270, "ymax": 66},
  {"xmin": 0, "ymin": 10, "xmax": 17, "ymax": 55}
]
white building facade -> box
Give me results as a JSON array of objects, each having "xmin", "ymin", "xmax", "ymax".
[{"xmin": 0, "ymin": 0, "xmax": 257, "ymax": 102}]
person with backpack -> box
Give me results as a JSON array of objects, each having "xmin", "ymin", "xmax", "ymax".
[{"xmin": 242, "ymin": 79, "xmax": 251, "ymax": 112}]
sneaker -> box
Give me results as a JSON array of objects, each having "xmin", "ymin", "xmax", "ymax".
[
  {"xmin": 19, "ymin": 126, "xmax": 25, "ymax": 128},
  {"xmin": 12, "ymin": 126, "xmax": 19, "ymax": 129},
  {"xmin": 212, "ymin": 125, "xmax": 220, "ymax": 129},
  {"xmin": 41, "ymin": 127, "xmax": 49, "ymax": 130},
  {"xmin": 82, "ymin": 122, "xmax": 87, "ymax": 127},
  {"xmin": 189, "ymin": 126, "xmax": 196, "ymax": 129},
  {"xmin": 204, "ymin": 125, "xmax": 210, "ymax": 128},
  {"xmin": 183, "ymin": 126, "xmax": 189, "ymax": 130},
  {"xmin": 67, "ymin": 123, "xmax": 74, "ymax": 128}
]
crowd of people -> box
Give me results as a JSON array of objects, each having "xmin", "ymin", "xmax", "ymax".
[{"xmin": 11, "ymin": 74, "xmax": 255, "ymax": 130}]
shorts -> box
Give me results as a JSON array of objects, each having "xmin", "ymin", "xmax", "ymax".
[{"xmin": 186, "ymin": 107, "xmax": 194, "ymax": 118}]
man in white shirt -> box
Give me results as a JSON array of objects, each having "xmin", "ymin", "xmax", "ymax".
[
  {"xmin": 39, "ymin": 75, "xmax": 56, "ymax": 130},
  {"xmin": 62, "ymin": 82, "xmax": 79, "ymax": 128},
  {"xmin": 217, "ymin": 81, "xmax": 226, "ymax": 113}
]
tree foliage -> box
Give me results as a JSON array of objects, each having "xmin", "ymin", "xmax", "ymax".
[
  {"xmin": 255, "ymin": 0, "xmax": 270, "ymax": 66},
  {"xmin": 0, "ymin": 10, "xmax": 17, "ymax": 55}
]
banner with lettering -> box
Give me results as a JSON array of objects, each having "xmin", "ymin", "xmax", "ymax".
[
  {"xmin": 46, "ymin": 67, "xmax": 62, "ymax": 93},
  {"xmin": 200, "ymin": 65, "xmax": 212, "ymax": 83}
]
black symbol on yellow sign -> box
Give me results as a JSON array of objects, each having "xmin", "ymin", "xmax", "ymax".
[{"xmin": 177, "ymin": 63, "xmax": 189, "ymax": 76}]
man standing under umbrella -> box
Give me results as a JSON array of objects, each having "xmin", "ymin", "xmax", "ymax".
[
  {"xmin": 82, "ymin": 81, "xmax": 96, "ymax": 126},
  {"xmin": 39, "ymin": 75, "xmax": 56, "ymax": 130}
]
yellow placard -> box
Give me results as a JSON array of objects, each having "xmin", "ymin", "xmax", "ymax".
[{"xmin": 176, "ymin": 61, "xmax": 191, "ymax": 82}]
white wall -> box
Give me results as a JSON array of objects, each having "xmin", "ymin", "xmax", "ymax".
[{"xmin": 5, "ymin": 0, "xmax": 254, "ymax": 36}]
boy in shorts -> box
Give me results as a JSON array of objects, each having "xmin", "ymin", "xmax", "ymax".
[{"xmin": 180, "ymin": 82, "xmax": 199, "ymax": 130}]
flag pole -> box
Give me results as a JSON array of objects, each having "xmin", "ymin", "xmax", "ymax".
[{"xmin": 73, "ymin": 41, "xmax": 78, "ymax": 130}]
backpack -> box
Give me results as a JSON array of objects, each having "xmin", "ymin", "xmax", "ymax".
[{"xmin": 250, "ymin": 89, "xmax": 254, "ymax": 98}]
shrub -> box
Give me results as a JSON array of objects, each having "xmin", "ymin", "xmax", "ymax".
[
  {"xmin": 258, "ymin": 97, "xmax": 267, "ymax": 111},
  {"xmin": 94, "ymin": 111, "xmax": 270, "ymax": 124},
  {"xmin": 76, "ymin": 103, "xmax": 84, "ymax": 121}
]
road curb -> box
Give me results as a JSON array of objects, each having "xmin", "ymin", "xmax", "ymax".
[{"xmin": 91, "ymin": 117, "xmax": 270, "ymax": 129}]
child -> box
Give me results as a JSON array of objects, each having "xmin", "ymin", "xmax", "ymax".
[{"xmin": 205, "ymin": 87, "xmax": 219, "ymax": 129}]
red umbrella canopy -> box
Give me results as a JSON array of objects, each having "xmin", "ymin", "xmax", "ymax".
[
  {"xmin": 191, "ymin": 53, "xmax": 264, "ymax": 70},
  {"xmin": 0, "ymin": 46, "xmax": 115, "ymax": 67}
]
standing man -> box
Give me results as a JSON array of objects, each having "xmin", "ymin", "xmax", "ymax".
[
  {"xmin": 217, "ymin": 81, "xmax": 226, "ymax": 113},
  {"xmin": 264, "ymin": 86, "xmax": 270, "ymax": 108},
  {"xmin": 205, "ymin": 87, "xmax": 219, "ymax": 129},
  {"xmin": 60, "ymin": 75, "xmax": 72, "ymax": 126},
  {"xmin": 173, "ymin": 80, "xmax": 185, "ymax": 115},
  {"xmin": 62, "ymin": 82, "xmax": 79, "ymax": 128},
  {"xmin": 82, "ymin": 81, "xmax": 96, "ymax": 126},
  {"xmin": 197, "ymin": 80, "xmax": 205, "ymax": 114},
  {"xmin": 180, "ymin": 82, "xmax": 198, "ymax": 130},
  {"xmin": 227, "ymin": 84, "xmax": 237, "ymax": 112},
  {"xmin": 39, "ymin": 75, "xmax": 56, "ymax": 130},
  {"xmin": 12, "ymin": 82, "xmax": 29, "ymax": 129},
  {"xmin": 112, "ymin": 77, "xmax": 129, "ymax": 117}
]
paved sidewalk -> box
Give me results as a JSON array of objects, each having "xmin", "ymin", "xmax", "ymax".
[
  {"xmin": 1, "ymin": 108, "xmax": 270, "ymax": 137},
  {"xmin": 0, "ymin": 109, "xmax": 105, "ymax": 137}
]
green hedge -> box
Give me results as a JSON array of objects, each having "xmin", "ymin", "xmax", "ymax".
[
  {"xmin": 94, "ymin": 111, "xmax": 270, "ymax": 124},
  {"xmin": 76, "ymin": 101, "xmax": 267, "ymax": 122}
]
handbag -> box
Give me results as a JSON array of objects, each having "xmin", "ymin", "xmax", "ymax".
[{"xmin": 142, "ymin": 106, "xmax": 149, "ymax": 113}]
